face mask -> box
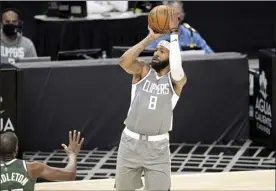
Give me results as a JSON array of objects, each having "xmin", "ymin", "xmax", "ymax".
[{"xmin": 2, "ymin": 24, "xmax": 18, "ymax": 37}]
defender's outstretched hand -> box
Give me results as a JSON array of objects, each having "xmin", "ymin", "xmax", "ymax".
[{"xmin": 62, "ymin": 130, "xmax": 84, "ymax": 156}]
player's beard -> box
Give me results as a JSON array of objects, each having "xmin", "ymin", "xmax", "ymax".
[{"xmin": 151, "ymin": 59, "xmax": 170, "ymax": 73}]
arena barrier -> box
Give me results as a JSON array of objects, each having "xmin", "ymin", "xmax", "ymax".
[
  {"xmin": 0, "ymin": 64, "xmax": 17, "ymax": 133},
  {"xmin": 1, "ymin": 52, "xmax": 250, "ymax": 152},
  {"xmin": 250, "ymin": 49, "xmax": 276, "ymax": 150},
  {"xmin": 35, "ymin": 170, "xmax": 275, "ymax": 190}
]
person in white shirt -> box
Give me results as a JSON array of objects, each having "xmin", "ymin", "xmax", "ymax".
[{"xmin": 86, "ymin": 1, "xmax": 128, "ymax": 14}]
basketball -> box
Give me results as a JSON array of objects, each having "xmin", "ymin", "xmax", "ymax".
[{"xmin": 148, "ymin": 5, "xmax": 170, "ymax": 34}]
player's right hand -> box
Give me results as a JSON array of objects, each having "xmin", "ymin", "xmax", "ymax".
[
  {"xmin": 62, "ymin": 130, "xmax": 84, "ymax": 156},
  {"xmin": 148, "ymin": 25, "xmax": 166, "ymax": 40},
  {"xmin": 169, "ymin": 8, "xmax": 180, "ymax": 30}
]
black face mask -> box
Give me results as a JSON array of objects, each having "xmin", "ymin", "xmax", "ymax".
[
  {"xmin": 2, "ymin": 24, "xmax": 18, "ymax": 37},
  {"xmin": 151, "ymin": 59, "xmax": 170, "ymax": 73}
]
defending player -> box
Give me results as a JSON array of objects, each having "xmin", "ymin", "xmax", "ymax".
[
  {"xmin": 0, "ymin": 130, "xmax": 84, "ymax": 190},
  {"xmin": 115, "ymin": 9, "xmax": 187, "ymax": 191}
]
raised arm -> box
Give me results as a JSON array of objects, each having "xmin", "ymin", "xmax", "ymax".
[
  {"xmin": 27, "ymin": 157, "xmax": 76, "ymax": 181},
  {"xmin": 169, "ymin": 9, "xmax": 187, "ymax": 96},
  {"xmin": 27, "ymin": 130, "xmax": 84, "ymax": 181},
  {"xmin": 119, "ymin": 27, "xmax": 165, "ymax": 77}
]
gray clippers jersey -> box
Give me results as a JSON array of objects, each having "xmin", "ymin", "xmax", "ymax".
[
  {"xmin": 124, "ymin": 67, "xmax": 179, "ymax": 135},
  {"xmin": 1, "ymin": 31, "xmax": 37, "ymax": 59}
]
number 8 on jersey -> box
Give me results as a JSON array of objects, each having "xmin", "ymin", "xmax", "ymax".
[{"xmin": 148, "ymin": 96, "xmax": 158, "ymax": 110}]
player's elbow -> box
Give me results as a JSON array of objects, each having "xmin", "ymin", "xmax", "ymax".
[
  {"xmin": 67, "ymin": 171, "xmax": 76, "ymax": 181},
  {"xmin": 63, "ymin": 168, "xmax": 77, "ymax": 181},
  {"xmin": 119, "ymin": 55, "xmax": 126, "ymax": 66},
  {"xmin": 171, "ymin": 69, "xmax": 185, "ymax": 82},
  {"xmin": 119, "ymin": 55, "xmax": 131, "ymax": 70},
  {"xmin": 183, "ymin": 75, "xmax": 188, "ymax": 85},
  {"xmin": 71, "ymin": 172, "xmax": 77, "ymax": 180},
  {"xmin": 170, "ymin": 58, "xmax": 184, "ymax": 81}
]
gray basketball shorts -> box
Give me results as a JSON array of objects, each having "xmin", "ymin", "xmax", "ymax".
[{"xmin": 115, "ymin": 131, "xmax": 171, "ymax": 191}]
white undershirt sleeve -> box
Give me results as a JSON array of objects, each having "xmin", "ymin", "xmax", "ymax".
[{"xmin": 169, "ymin": 34, "xmax": 185, "ymax": 81}]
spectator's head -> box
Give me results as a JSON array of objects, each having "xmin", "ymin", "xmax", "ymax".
[
  {"xmin": 0, "ymin": 132, "xmax": 18, "ymax": 160},
  {"xmin": 167, "ymin": 1, "xmax": 185, "ymax": 23},
  {"xmin": 1, "ymin": 8, "xmax": 21, "ymax": 38}
]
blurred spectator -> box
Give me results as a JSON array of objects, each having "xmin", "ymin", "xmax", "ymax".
[
  {"xmin": 87, "ymin": 1, "xmax": 128, "ymax": 14},
  {"xmin": 0, "ymin": 8, "xmax": 37, "ymax": 62},
  {"xmin": 148, "ymin": 1, "xmax": 214, "ymax": 54}
]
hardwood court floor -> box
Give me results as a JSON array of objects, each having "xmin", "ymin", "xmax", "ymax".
[
  {"xmin": 24, "ymin": 140, "xmax": 275, "ymax": 180},
  {"xmin": 35, "ymin": 170, "xmax": 275, "ymax": 190}
]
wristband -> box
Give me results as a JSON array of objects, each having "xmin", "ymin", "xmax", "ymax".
[{"xmin": 170, "ymin": 28, "xmax": 178, "ymax": 33}]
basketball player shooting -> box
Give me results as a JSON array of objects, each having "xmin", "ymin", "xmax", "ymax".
[
  {"xmin": 0, "ymin": 130, "xmax": 84, "ymax": 190},
  {"xmin": 115, "ymin": 8, "xmax": 187, "ymax": 191}
]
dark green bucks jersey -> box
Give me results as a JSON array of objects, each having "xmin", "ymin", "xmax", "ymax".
[{"xmin": 0, "ymin": 159, "xmax": 35, "ymax": 191}]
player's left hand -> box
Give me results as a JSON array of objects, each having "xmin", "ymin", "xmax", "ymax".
[
  {"xmin": 148, "ymin": 25, "xmax": 166, "ymax": 40},
  {"xmin": 169, "ymin": 8, "xmax": 180, "ymax": 30}
]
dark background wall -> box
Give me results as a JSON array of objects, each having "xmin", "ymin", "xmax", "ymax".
[{"xmin": 0, "ymin": 1, "xmax": 275, "ymax": 57}]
